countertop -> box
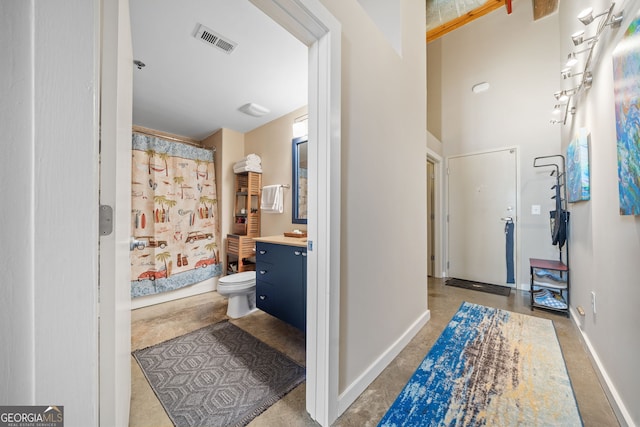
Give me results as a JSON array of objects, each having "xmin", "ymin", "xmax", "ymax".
[{"xmin": 253, "ymin": 235, "xmax": 307, "ymax": 248}]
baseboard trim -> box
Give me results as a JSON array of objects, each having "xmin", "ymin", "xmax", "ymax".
[
  {"xmin": 569, "ymin": 307, "xmax": 635, "ymax": 427},
  {"xmin": 131, "ymin": 277, "xmax": 217, "ymax": 309},
  {"xmin": 337, "ymin": 309, "xmax": 431, "ymax": 415}
]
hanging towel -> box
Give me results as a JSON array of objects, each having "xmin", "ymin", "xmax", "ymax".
[
  {"xmin": 504, "ymin": 220, "xmax": 515, "ymax": 284},
  {"xmin": 261, "ymin": 185, "xmax": 283, "ymax": 213}
]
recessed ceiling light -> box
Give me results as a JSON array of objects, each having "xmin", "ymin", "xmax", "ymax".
[{"xmin": 238, "ymin": 103, "xmax": 270, "ymax": 117}]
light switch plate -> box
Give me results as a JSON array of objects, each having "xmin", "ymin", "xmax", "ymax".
[{"xmin": 531, "ymin": 204, "xmax": 541, "ymax": 215}]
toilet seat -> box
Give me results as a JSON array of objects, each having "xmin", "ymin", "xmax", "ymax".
[{"xmin": 218, "ymin": 271, "xmax": 256, "ymax": 292}]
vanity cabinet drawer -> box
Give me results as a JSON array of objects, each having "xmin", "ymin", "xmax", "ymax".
[
  {"xmin": 255, "ymin": 261, "xmax": 293, "ymax": 286},
  {"xmin": 256, "ymin": 281, "xmax": 304, "ymax": 330},
  {"xmin": 255, "ymin": 242, "xmax": 300, "ymax": 263}
]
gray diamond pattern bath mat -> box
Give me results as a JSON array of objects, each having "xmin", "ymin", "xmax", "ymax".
[{"xmin": 132, "ymin": 320, "xmax": 305, "ymax": 427}]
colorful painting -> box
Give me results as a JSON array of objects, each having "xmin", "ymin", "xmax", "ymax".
[
  {"xmin": 567, "ymin": 128, "xmax": 590, "ymax": 202},
  {"xmin": 130, "ymin": 133, "xmax": 222, "ymax": 298},
  {"xmin": 613, "ymin": 13, "xmax": 640, "ymax": 215}
]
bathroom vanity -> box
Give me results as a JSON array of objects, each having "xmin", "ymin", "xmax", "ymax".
[{"xmin": 253, "ymin": 236, "xmax": 307, "ymax": 332}]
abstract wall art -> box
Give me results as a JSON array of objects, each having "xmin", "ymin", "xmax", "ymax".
[
  {"xmin": 612, "ymin": 12, "xmax": 640, "ymax": 215},
  {"xmin": 566, "ymin": 128, "xmax": 590, "ymax": 203}
]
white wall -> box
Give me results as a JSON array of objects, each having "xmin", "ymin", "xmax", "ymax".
[
  {"xmin": 320, "ymin": 0, "xmax": 429, "ymax": 395},
  {"xmin": 432, "ymin": 0, "xmax": 563, "ymax": 288},
  {"xmin": 356, "ymin": 0, "xmax": 402, "ymax": 55},
  {"xmin": 0, "ymin": 0, "xmax": 100, "ymax": 425},
  {"xmin": 558, "ymin": 0, "xmax": 640, "ymax": 424}
]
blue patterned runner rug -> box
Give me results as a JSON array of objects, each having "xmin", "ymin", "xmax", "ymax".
[
  {"xmin": 378, "ymin": 302, "xmax": 582, "ymax": 426},
  {"xmin": 133, "ymin": 320, "xmax": 305, "ymax": 427}
]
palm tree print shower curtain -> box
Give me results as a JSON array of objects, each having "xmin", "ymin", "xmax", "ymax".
[{"xmin": 130, "ymin": 133, "xmax": 222, "ymax": 297}]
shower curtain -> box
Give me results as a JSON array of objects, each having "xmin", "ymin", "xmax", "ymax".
[{"xmin": 130, "ymin": 132, "xmax": 222, "ymax": 297}]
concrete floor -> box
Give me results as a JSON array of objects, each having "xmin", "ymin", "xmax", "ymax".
[{"xmin": 130, "ymin": 277, "xmax": 619, "ymax": 426}]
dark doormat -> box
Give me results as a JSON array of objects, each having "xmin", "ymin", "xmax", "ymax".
[{"xmin": 445, "ymin": 278, "xmax": 512, "ymax": 296}]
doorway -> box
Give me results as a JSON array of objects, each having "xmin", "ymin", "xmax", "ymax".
[
  {"xmin": 447, "ymin": 148, "xmax": 518, "ymax": 286},
  {"xmin": 100, "ymin": 0, "xmax": 341, "ymax": 425},
  {"xmin": 426, "ymin": 150, "xmax": 443, "ymax": 279}
]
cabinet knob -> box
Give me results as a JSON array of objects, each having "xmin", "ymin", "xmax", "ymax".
[
  {"xmin": 259, "ymin": 270, "xmax": 267, "ymax": 275},
  {"xmin": 259, "ymin": 295, "xmax": 266, "ymax": 300},
  {"xmin": 302, "ymin": 252, "xmax": 307, "ymax": 257},
  {"xmin": 259, "ymin": 250, "xmax": 266, "ymax": 255},
  {"xmin": 294, "ymin": 250, "xmax": 301, "ymax": 256}
]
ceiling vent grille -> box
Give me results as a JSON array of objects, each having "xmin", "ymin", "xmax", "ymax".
[{"xmin": 193, "ymin": 24, "xmax": 237, "ymax": 54}]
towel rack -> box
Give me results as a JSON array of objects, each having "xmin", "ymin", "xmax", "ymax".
[{"xmin": 263, "ymin": 184, "xmax": 290, "ymax": 189}]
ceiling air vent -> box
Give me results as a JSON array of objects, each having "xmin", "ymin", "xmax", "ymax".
[{"xmin": 193, "ymin": 24, "xmax": 237, "ymax": 54}]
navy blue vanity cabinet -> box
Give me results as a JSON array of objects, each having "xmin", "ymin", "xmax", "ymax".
[{"xmin": 255, "ymin": 241, "xmax": 307, "ymax": 331}]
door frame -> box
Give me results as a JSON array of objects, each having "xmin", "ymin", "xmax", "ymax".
[
  {"xmin": 445, "ymin": 146, "xmax": 520, "ymax": 284},
  {"xmin": 427, "ymin": 149, "xmax": 444, "ymax": 278},
  {"xmin": 99, "ymin": 0, "xmax": 133, "ymax": 425},
  {"xmin": 250, "ymin": 3, "xmax": 342, "ymax": 423},
  {"xmin": 102, "ymin": 0, "xmax": 343, "ymax": 425}
]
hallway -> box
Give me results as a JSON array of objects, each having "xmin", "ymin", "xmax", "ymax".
[{"xmin": 130, "ymin": 278, "xmax": 618, "ymax": 426}]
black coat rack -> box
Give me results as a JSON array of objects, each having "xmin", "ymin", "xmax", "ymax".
[{"xmin": 534, "ymin": 155, "xmax": 570, "ymax": 266}]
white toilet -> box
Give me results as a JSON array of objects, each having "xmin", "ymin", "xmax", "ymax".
[{"xmin": 217, "ymin": 271, "xmax": 257, "ymax": 318}]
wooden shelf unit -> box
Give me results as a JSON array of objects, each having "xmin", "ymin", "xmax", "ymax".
[
  {"xmin": 226, "ymin": 171, "xmax": 261, "ymax": 274},
  {"xmin": 232, "ymin": 172, "xmax": 261, "ymax": 236},
  {"xmin": 226, "ymin": 234, "xmax": 257, "ymax": 274}
]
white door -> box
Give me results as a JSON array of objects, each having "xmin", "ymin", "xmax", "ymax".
[
  {"xmin": 99, "ymin": 0, "xmax": 133, "ymax": 425},
  {"xmin": 448, "ymin": 148, "xmax": 517, "ymax": 286}
]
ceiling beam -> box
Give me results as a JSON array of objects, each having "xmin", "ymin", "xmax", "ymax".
[{"xmin": 426, "ymin": 0, "xmax": 504, "ymax": 43}]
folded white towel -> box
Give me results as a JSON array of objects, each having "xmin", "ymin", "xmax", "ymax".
[
  {"xmin": 261, "ymin": 185, "xmax": 283, "ymax": 213},
  {"xmin": 233, "ymin": 164, "xmax": 262, "ymax": 174},
  {"xmin": 233, "ymin": 159, "xmax": 260, "ymax": 169},
  {"xmin": 246, "ymin": 153, "xmax": 261, "ymax": 164}
]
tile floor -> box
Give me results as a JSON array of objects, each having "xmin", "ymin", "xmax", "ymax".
[{"xmin": 129, "ymin": 278, "xmax": 619, "ymax": 427}]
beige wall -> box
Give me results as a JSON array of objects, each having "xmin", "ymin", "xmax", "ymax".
[
  {"xmin": 320, "ymin": 0, "xmax": 428, "ymax": 394},
  {"xmin": 426, "ymin": 39, "xmax": 442, "ymax": 142},
  {"xmin": 201, "ymin": 109, "xmax": 307, "ymax": 277},
  {"xmin": 427, "ymin": 130, "xmax": 443, "ymax": 157},
  {"xmin": 245, "ymin": 106, "xmax": 308, "ymax": 236},
  {"xmin": 202, "ymin": 128, "xmax": 245, "ymax": 276},
  {"xmin": 433, "ymin": 0, "xmax": 562, "ymax": 288},
  {"xmin": 558, "ymin": 0, "xmax": 640, "ymax": 423}
]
